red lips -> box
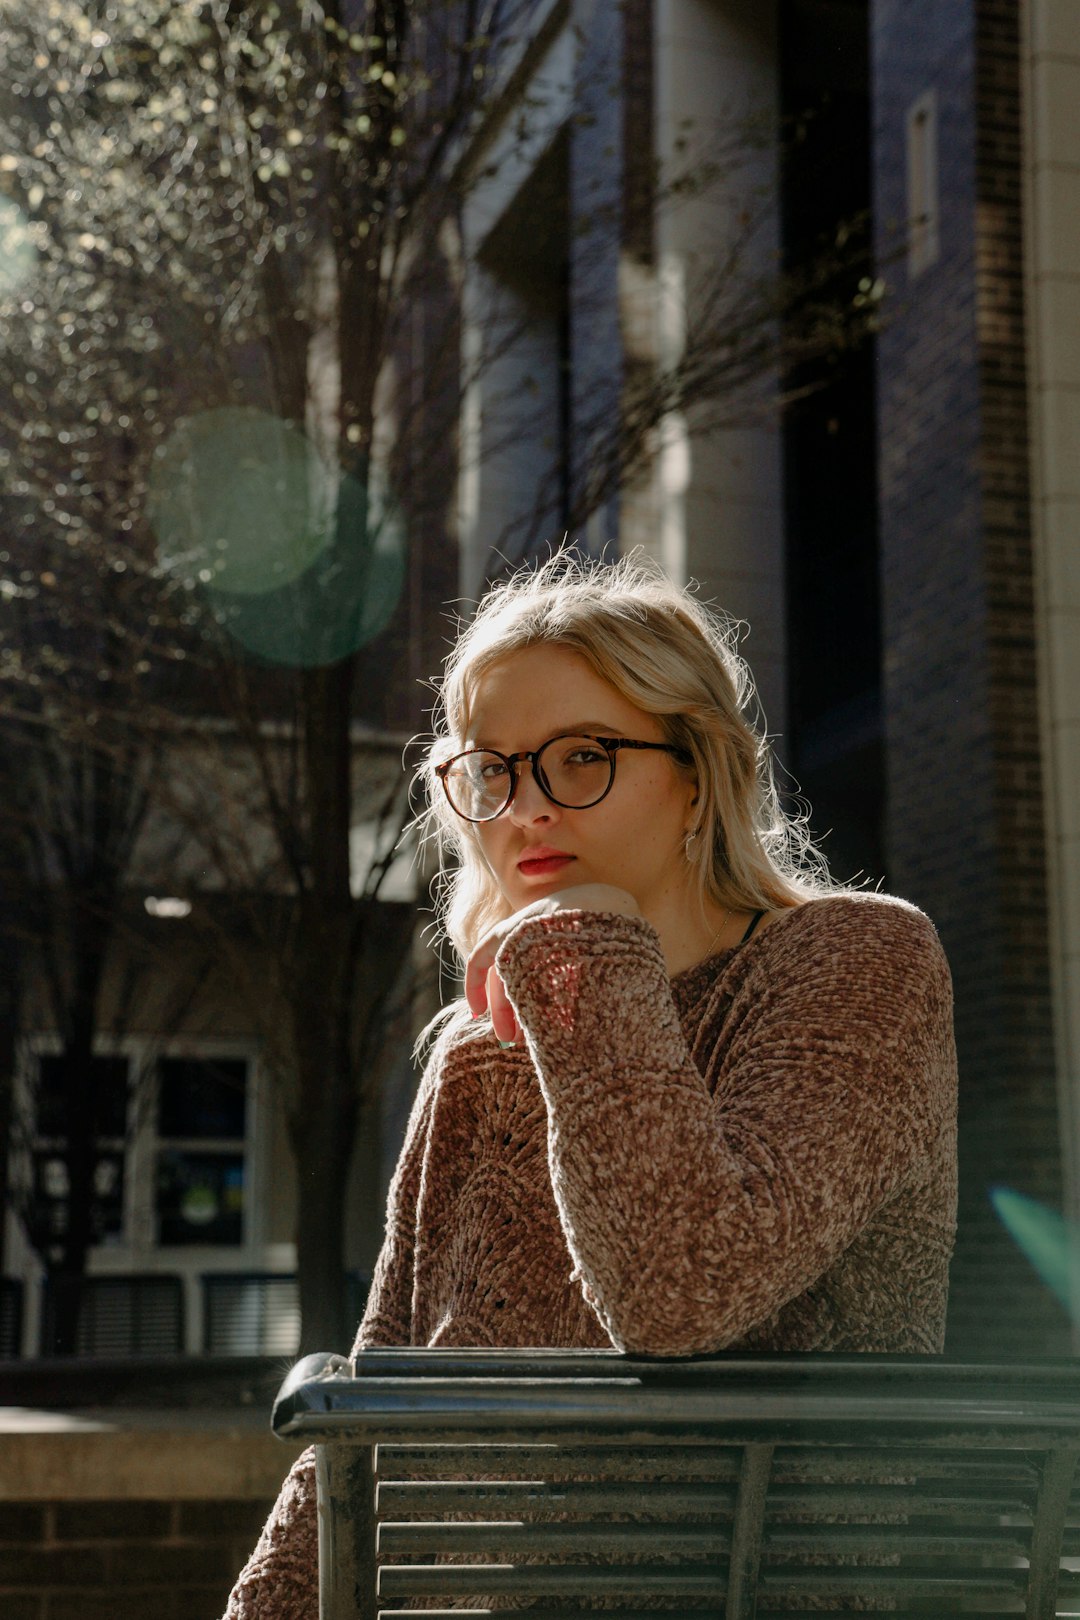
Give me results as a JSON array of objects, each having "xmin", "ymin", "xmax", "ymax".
[{"xmin": 517, "ymin": 846, "xmax": 574, "ymax": 875}]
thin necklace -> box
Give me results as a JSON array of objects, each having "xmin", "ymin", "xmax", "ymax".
[{"xmin": 703, "ymin": 907, "xmax": 732, "ymax": 961}]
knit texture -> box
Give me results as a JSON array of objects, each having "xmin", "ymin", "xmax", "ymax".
[{"xmin": 223, "ymin": 892, "xmax": 958, "ymax": 1618}]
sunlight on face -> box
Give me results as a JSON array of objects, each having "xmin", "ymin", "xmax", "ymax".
[{"xmin": 466, "ymin": 644, "xmax": 698, "ymax": 926}]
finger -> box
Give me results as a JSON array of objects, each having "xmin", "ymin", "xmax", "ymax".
[
  {"xmin": 487, "ymin": 965, "xmax": 520, "ymax": 1045},
  {"xmin": 464, "ymin": 948, "xmax": 494, "ymax": 1018}
]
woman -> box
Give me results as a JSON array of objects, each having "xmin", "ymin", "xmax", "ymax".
[{"xmin": 225, "ymin": 553, "xmax": 958, "ymax": 1617}]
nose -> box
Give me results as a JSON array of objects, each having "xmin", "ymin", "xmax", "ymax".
[{"xmin": 507, "ymin": 760, "xmax": 557, "ymax": 824}]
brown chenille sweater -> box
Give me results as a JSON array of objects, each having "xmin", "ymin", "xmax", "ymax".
[{"xmin": 223, "ymin": 892, "xmax": 958, "ymax": 1619}]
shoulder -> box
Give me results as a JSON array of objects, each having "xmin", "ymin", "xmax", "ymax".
[
  {"xmin": 720, "ymin": 895, "xmax": 956, "ymax": 1093},
  {"xmin": 748, "ymin": 891, "xmax": 952, "ymax": 999},
  {"xmin": 760, "ymin": 890, "xmax": 942, "ymax": 950}
]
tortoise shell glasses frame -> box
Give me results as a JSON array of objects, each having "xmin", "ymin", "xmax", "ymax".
[{"xmin": 435, "ymin": 733, "xmax": 693, "ymax": 823}]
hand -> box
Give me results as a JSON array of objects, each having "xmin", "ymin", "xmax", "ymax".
[{"xmin": 464, "ymin": 884, "xmax": 641, "ymax": 1044}]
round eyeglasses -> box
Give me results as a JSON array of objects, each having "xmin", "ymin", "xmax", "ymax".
[{"xmin": 435, "ymin": 733, "xmax": 691, "ymax": 823}]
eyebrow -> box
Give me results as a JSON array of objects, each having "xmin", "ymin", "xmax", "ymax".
[{"xmin": 467, "ymin": 722, "xmax": 623, "ymax": 750}]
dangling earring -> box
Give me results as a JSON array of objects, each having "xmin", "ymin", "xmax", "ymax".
[{"xmin": 684, "ymin": 827, "xmax": 699, "ymax": 859}]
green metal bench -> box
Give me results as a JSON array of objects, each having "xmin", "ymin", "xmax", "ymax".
[{"xmin": 272, "ymin": 1349, "xmax": 1080, "ymax": 1618}]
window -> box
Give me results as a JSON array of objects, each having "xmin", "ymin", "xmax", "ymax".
[
  {"xmin": 461, "ymin": 126, "xmax": 572, "ymax": 588},
  {"xmin": 24, "ymin": 1045, "xmax": 254, "ymax": 1256},
  {"xmin": 155, "ymin": 1057, "xmax": 247, "ymax": 1246},
  {"xmin": 30, "ymin": 1055, "xmax": 130, "ymax": 1258},
  {"xmin": 906, "ymin": 89, "xmax": 940, "ymax": 277}
]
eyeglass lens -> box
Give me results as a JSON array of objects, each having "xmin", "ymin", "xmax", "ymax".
[{"xmin": 445, "ymin": 735, "xmax": 614, "ymax": 819}]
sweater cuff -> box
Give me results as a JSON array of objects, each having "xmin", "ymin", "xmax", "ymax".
[{"xmin": 495, "ymin": 908, "xmax": 667, "ymax": 1011}]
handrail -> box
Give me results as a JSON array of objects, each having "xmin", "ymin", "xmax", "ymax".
[
  {"xmin": 274, "ymin": 1350, "xmax": 1080, "ymax": 1620},
  {"xmin": 275, "ymin": 1348, "xmax": 1080, "ymax": 1443}
]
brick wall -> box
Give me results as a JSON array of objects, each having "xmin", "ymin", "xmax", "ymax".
[
  {"xmin": 0, "ymin": 1359, "xmax": 304, "ymax": 1620},
  {"xmin": 871, "ymin": 0, "xmax": 1066, "ymax": 1354},
  {"xmin": 0, "ymin": 1497, "xmax": 273, "ymax": 1620}
]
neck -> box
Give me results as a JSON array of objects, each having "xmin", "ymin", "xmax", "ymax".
[{"xmin": 651, "ymin": 896, "xmax": 747, "ymax": 977}]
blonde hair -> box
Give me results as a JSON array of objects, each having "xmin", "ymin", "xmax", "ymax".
[{"xmin": 418, "ymin": 551, "xmax": 839, "ymax": 970}]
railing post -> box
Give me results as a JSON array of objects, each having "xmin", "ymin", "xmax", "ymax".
[
  {"xmin": 1026, "ymin": 1445, "xmax": 1080, "ymax": 1620},
  {"xmin": 316, "ymin": 1442, "xmax": 378, "ymax": 1620},
  {"xmin": 725, "ymin": 1441, "xmax": 773, "ymax": 1620}
]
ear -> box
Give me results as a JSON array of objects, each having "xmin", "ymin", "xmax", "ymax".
[{"xmin": 683, "ymin": 777, "xmax": 701, "ymax": 826}]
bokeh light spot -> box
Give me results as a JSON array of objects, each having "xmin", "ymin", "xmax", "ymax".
[
  {"xmin": 0, "ymin": 194, "xmax": 38, "ymax": 297},
  {"xmin": 207, "ymin": 470, "xmax": 406, "ymax": 668},
  {"xmin": 148, "ymin": 407, "xmax": 334, "ymax": 595},
  {"xmin": 149, "ymin": 407, "xmax": 406, "ymax": 668}
]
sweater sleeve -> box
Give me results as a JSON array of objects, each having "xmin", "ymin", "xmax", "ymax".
[
  {"xmin": 494, "ymin": 897, "xmax": 955, "ymax": 1356},
  {"xmin": 221, "ymin": 1052, "xmax": 439, "ymax": 1619},
  {"xmin": 352, "ymin": 1044, "xmax": 441, "ymax": 1352}
]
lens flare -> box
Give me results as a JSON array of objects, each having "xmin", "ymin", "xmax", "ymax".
[
  {"xmin": 207, "ymin": 488, "xmax": 406, "ymax": 668},
  {"xmin": 148, "ymin": 407, "xmax": 406, "ymax": 667},
  {"xmin": 148, "ymin": 407, "xmax": 332, "ymax": 595},
  {"xmin": 990, "ymin": 1186, "xmax": 1078, "ymax": 1315}
]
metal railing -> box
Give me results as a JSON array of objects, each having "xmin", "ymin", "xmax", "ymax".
[{"xmin": 274, "ymin": 1348, "xmax": 1080, "ymax": 1619}]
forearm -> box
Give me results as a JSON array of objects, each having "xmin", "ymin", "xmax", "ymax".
[{"xmin": 496, "ymin": 904, "xmax": 953, "ymax": 1354}]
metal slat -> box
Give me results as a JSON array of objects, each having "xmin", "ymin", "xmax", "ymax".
[
  {"xmin": 374, "ymin": 1443, "xmax": 743, "ymax": 1480},
  {"xmin": 378, "ymin": 1611, "xmax": 722, "ymax": 1618},
  {"xmin": 378, "ymin": 1519, "xmax": 729, "ymax": 1558},
  {"xmin": 767, "ymin": 1482, "xmax": 1036, "ymax": 1517},
  {"xmin": 758, "ymin": 1563, "xmax": 1029, "ymax": 1602},
  {"xmin": 763, "ymin": 1524, "xmax": 1032, "ymax": 1559},
  {"xmin": 770, "ymin": 1449, "xmax": 1041, "ymax": 1485},
  {"xmin": 378, "ymin": 1561, "xmax": 731, "ymax": 1598},
  {"xmin": 755, "ymin": 1613, "xmax": 1028, "ymax": 1620},
  {"xmin": 376, "ymin": 1478, "xmax": 739, "ymax": 1516}
]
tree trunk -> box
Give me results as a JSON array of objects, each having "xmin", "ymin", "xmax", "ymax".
[
  {"xmin": 48, "ymin": 1014, "xmax": 99, "ymax": 1355},
  {"xmin": 45, "ymin": 809, "xmax": 125, "ymax": 1354},
  {"xmin": 292, "ymin": 1091, "xmax": 353, "ymax": 1354},
  {"xmin": 0, "ymin": 908, "xmax": 18, "ymax": 1281},
  {"xmin": 287, "ymin": 660, "xmax": 358, "ymax": 1350},
  {"xmin": 288, "ymin": 892, "xmax": 358, "ymax": 1352}
]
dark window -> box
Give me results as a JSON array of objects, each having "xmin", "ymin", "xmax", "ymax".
[
  {"xmin": 158, "ymin": 1057, "xmax": 247, "ymax": 1139},
  {"xmin": 36, "ymin": 1054, "xmax": 129, "ymax": 1138},
  {"xmin": 154, "ymin": 1056, "xmax": 249, "ymax": 1246},
  {"xmin": 31, "ymin": 1055, "xmax": 129, "ymax": 1253}
]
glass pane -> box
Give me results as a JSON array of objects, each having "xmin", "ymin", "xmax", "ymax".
[
  {"xmin": 155, "ymin": 1150, "xmax": 244, "ymax": 1246},
  {"xmin": 36, "ymin": 1055, "xmax": 129, "ymax": 1138},
  {"xmin": 157, "ymin": 1057, "xmax": 247, "ymax": 1140},
  {"xmin": 31, "ymin": 1149, "xmax": 125, "ymax": 1247}
]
